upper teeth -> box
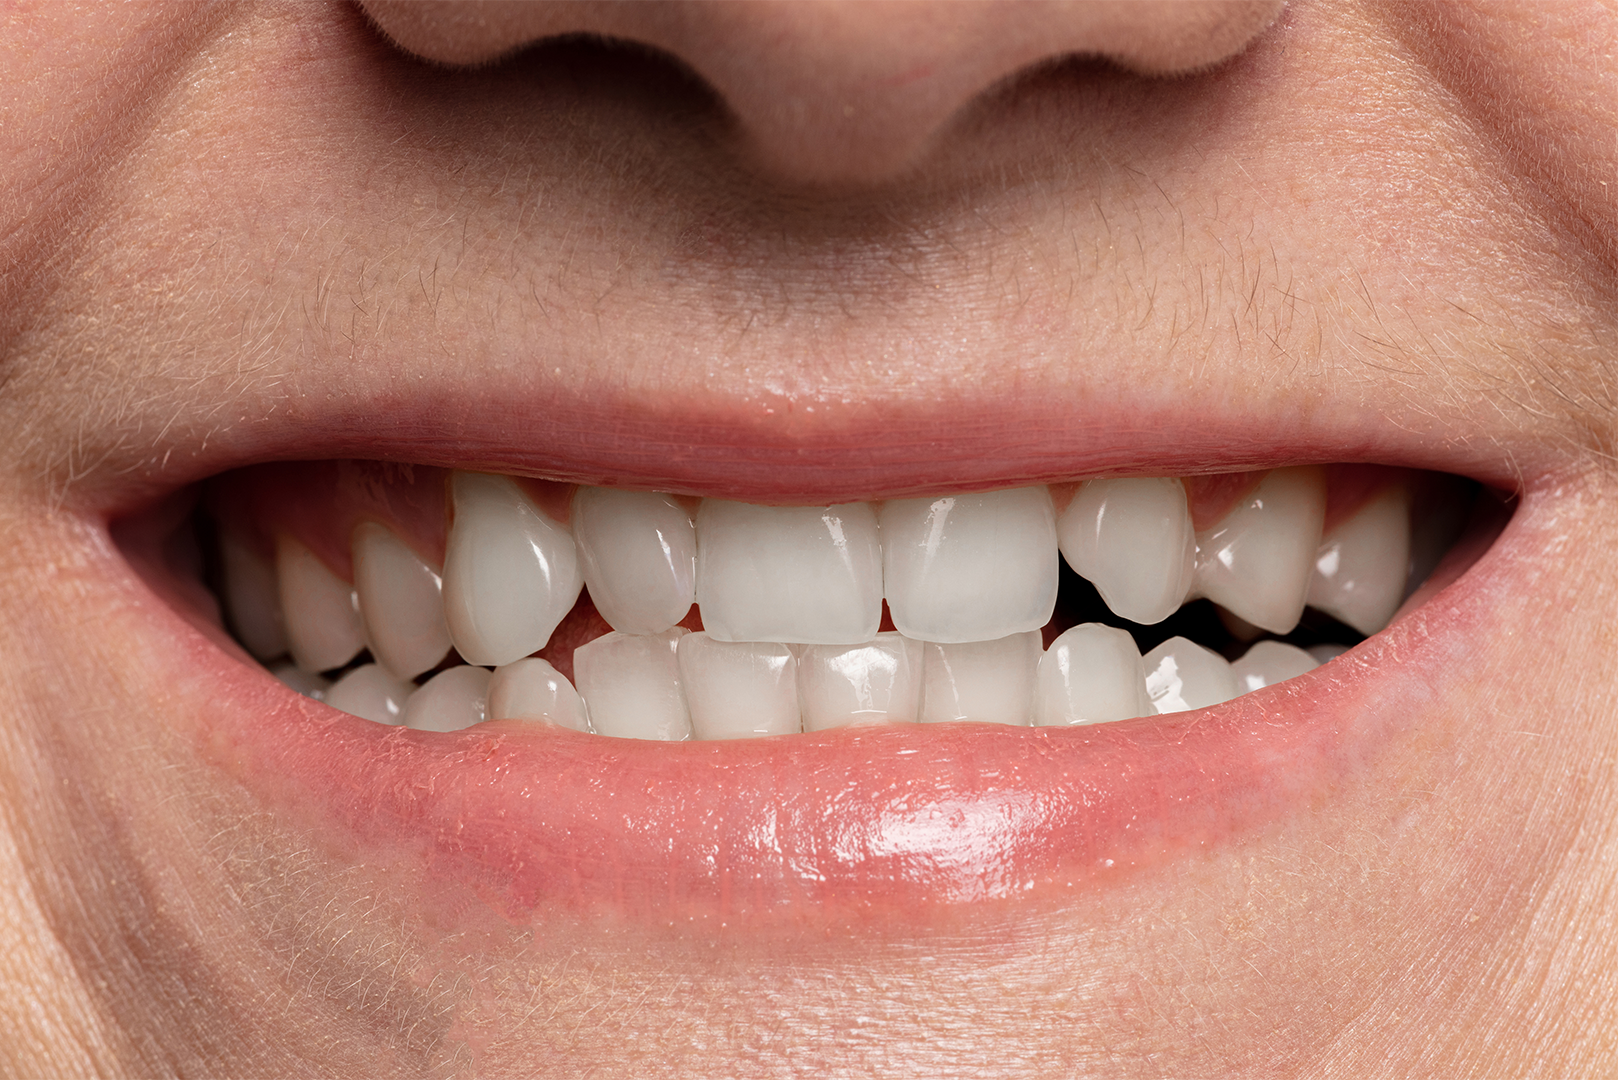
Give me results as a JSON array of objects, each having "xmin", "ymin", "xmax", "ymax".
[{"xmin": 222, "ymin": 466, "xmax": 1421, "ymax": 739}]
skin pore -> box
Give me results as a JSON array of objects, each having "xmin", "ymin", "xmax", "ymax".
[{"xmin": 1, "ymin": 0, "xmax": 1616, "ymax": 1075}]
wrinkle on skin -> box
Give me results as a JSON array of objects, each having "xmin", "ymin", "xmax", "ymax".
[{"xmin": 1, "ymin": 1, "xmax": 1618, "ymax": 1075}]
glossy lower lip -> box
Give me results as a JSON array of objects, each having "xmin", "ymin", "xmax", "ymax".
[{"xmin": 113, "ymin": 445, "xmax": 1511, "ymax": 930}]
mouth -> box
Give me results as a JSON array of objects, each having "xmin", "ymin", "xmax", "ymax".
[{"xmin": 109, "ymin": 433, "xmax": 1512, "ymax": 927}]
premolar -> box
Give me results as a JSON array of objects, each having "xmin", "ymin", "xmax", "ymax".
[
  {"xmin": 277, "ymin": 535, "xmax": 365, "ymax": 674},
  {"xmin": 1143, "ymin": 637, "xmax": 1240, "ymax": 714},
  {"xmin": 402, "ymin": 664, "xmax": 491, "ymax": 732},
  {"xmin": 352, "ymin": 521, "xmax": 451, "ymax": 680},
  {"xmin": 1307, "ymin": 485, "xmax": 1411, "ymax": 635},
  {"xmin": 880, "ymin": 487, "xmax": 1058, "ymax": 643},
  {"xmin": 1193, "ymin": 467, "xmax": 1326, "ymax": 635},
  {"xmin": 323, "ymin": 663, "xmax": 412, "ymax": 725},
  {"xmin": 220, "ymin": 531, "xmax": 288, "ymax": 661},
  {"xmin": 1232, "ymin": 640, "xmax": 1319, "ymax": 692}
]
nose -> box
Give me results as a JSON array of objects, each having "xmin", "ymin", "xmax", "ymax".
[{"xmin": 359, "ymin": 0, "xmax": 1285, "ymax": 186}]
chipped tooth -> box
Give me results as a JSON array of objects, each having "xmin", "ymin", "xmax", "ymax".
[
  {"xmin": 678, "ymin": 634, "xmax": 800, "ymax": 739},
  {"xmin": 695, "ymin": 500, "xmax": 882, "ymax": 644},
  {"xmin": 1193, "ymin": 467, "xmax": 1326, "ymax": 635},
  {"xmin": 403, "ymin": 665, "xmax": 492, "ymax": 732},
  {"xmin": 1307, "ymin": 485, "xmax": 1411, "ymax": 635},
  {"xmin": 798, "ymin": 632, "xmax": 923, "ymax": 731},
  {"xmin": 572, "ymin": 487, "xmax": 697, "ymax": 634},
  {"xmin": 1058, "ymin": 477, "xmax": 1195, "ymax": 625},
  {"xmin": 443, "ymin": 472, "xmax": 584, "ymax": 667},
  {"xmin": 1034, "ymin": 623, "xmax": 1149, "ymax": 726},
  {"xmin": 1143, "ymin": 636, "xmax": 1240, "ymax": 714},
  {"xmin": 221, "ymin": 531, "xmax": 288, "ymax": 660},
  {"xmin": 881, "ymin": 487, "xmax": 1058, "ymax": 644},
  {"xmin": 572, "ymin": 628, "xmax": 692, "ymax": 740},
  {"xmin": 919, "ymin": 631, "xmax": 1041, "ymax": 726},
  {"xmin": 277, "ymin": 535, "xmax": 366, "ymax": 674},
  {"xmin": 270, "ymin": 661, "xmax": 329, "ymax": 701},
  {"xmin": 324, "ymin": 663, "xmax": 412, "ymax": 725},
  {"xmin": 352, "ymin": 521, "xmax": 452, "ymax": 680},
  {"xmin": 1231, "ymin": 640, "xmax": 1319, "ymax": 693},
  {"xmin": 487, "ymin": 657, "xmax": 590, "ymax": 731}
]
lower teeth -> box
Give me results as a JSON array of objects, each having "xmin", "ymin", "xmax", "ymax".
[{"xmin": 197, "ymin": 462, "xmax": 1483, "ymax": 740}]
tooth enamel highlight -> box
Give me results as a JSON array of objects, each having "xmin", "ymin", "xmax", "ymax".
[
  {"xmin": 270, "ymin": 661, "xmax": 329, "ymax": 700},
  {"xmin": 1034, "ymin": 623, "xmax": 1149, "ymax": 726},
  {"xmin": 352, "ymin": 521, "xmax": 452, "ymax": 680},
  {"xmin": 798, "ymin": 632, "xmax": 922, "ymax": 731},
  {"xmin": 1231, "ymin": 640, "xmax": 1318, "ymax": 693},
  {"xmin": 1058, "ymin": 477, "xmax": 1195, "ymax": 625},
  {"xmin": 1307, "ymin": 485, "xmax": 1411, "ymax": 635},
  {"xmin": 277, "ymin": 535, "xmax": 366, "ymax": 674},
  {"xmin": 1193, "ymin": 467, "xmax": 1326, "ymax": 635},
  {"xmin": 695, "ymin": 500, "xmax": 882, "ymax": 644},
  {"xmin": 919, "ymin": 631, "xmax": 1040, "ymax": 726},
  {"xmin": 487, "ymin": 657, "xmax": 590, "ymax": 731},
  {"xmin": 677, "ymin": 634, "xmax": 801, "ymax": 739},
  {"xmin": 881, "ymin": 487, "xmax": 1058, "ymax": 644},
  {"xmin": 1143, "ymin": 636, "xmax": 1240, "ymax": 714},
  {"xmin": 220, "ymin": 532, "xmax": 288, "ymax": 660},
  {"xmin": 572, "ymin": 628, "xmax": 692, "ymax": 740},
  {"xmin": 443, "ymin": 472, "xmax": 584, "ymax": 667},
  {"xmin": 324, "ymin": 663, "xmax": 413, "ymax": 725},
  {"xmin": 572, "ymin": 487, "xmax": 697, "ymax": 634},
  {"xmin": 403, "ymin": 664, "xmax": 492, "ymax": 732}
]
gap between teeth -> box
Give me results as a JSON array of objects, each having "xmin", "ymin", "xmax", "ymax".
[{"xmin": 227, "ymin": 468, "xmax": 1416, "ymax": 739}]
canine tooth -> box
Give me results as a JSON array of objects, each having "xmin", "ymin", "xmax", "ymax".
[
  {"xmin": 677, "ymin": 634, "xmax": 800, "ymax": 739},
  {"xmin": 572, "ymin": 628, "xmax": 692, "ymax": 740},
  {"xmin": 1143, "ymin": 637, "xmax": 1239, "ymax": 714},
  {"xmin": 1034, "ymin": 623, "xmax": 1149, "ymax": 726},
  {"xmin": 881, "ymin": 487, "xmax": 1058, "ymax": 644},
  {"xmin": 798, "ymin": 632, "xmax": 922, "ymax": 731},
  {"xmin": 1307, "ymin": 486, "xmax": 1411, "ymax": 635},
  {"xmin": 325, "ymin": 663, "xmax": 412, "ymax": 725},
  {"xmin": 277, "ymin": 535, "xmax": 365, "ymax": 674},
  {"xmin": 270, "ymin": 662, "xmax": 329, "ymax": 700},
  {"xmin": 403, "ymin": 665, "xmax": 492, "ymax": 732},
  {"xmin": 1193, "ymin": 467, "xmax": 1326, "ymax": 635},
  {"xmin": 352, "ymin": 522, "xmax": 452, "ymax": 680},
  {"xmin": 443, "ymin": 472, "xmax": 584, "ymax": 667},
  {"xmin": 1231, "ymin": 640, "xmax": 1318, "ymax": 693},
  {"xmin": 487, "ymin": 657, "xmax": 590, "ymax": 731},
  {"xmin": 221, "ymin": 532, "xmax": 288, "ymax": 660},
  {"xmin": 1308, "ymin": 643, "xmax": 1350, "ymax": 664},
  {"xmin": 1058, "ymin": 478, "xmax": 1194, "ymax": 625},
  {"xmin": 572, "ymin": 487, "xmax": 697, "ymax": 634},
  {"xmin": 919, "ymin": 631, "xmax": 1040, "ymax": 726},
  {"xmin": 696, "ymin": 500, "xmax": 881, "ymax": 644}
]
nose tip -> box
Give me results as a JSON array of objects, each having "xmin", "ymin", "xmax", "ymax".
[{"xmin": 361, "ymin": 0, "xmax": 1286, "ymax": 186}]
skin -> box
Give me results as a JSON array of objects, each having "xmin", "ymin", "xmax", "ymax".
[{"xmin": 0, "ymin": 0, "xmax": 1615, "ymax": 1075}]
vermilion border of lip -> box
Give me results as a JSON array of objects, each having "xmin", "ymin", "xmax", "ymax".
[{"xmin": 162, "ymin": 460, "xmax": 1500, "ymax": 929}]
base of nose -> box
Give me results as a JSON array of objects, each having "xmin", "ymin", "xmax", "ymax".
[{"xmin": 361, "ymin": 0, "xmax": 1286, "ymax": 187}]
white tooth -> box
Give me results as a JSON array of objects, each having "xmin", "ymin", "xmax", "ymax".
[
  {"xmin": 1306, "ymin": 485, "xmax": 1411, "ymax": 635},
  {"xmin": 325, "ymin": 663, "xmax": 412, "ymax": 725},
  {"xmin": 277, "ymin": 535, "xmax": 366, "ymax": 674},
  {"xmin": 487, "ymin": 657, "xmax": 590, "ymax": 731},
  {"xmin": 1034, "ymin": 623, "xmax": 1149, "ymax": 726},
  {"xmin": 1058, "ymin": 477, "xmax": 1194, "ymax": 625},
  {"xmin": 220, "ymin": 532, "xmax": 288, "ymax": 660},
  {"xmin": 695, "ymin": 500, "xmax": 881, "ymax": 644},
  {"xmin": 1143, "ymin": 637, "xmax": 1240, "ymax": 714},
  {"xmin": 1308, "ymin": 642, "xmax": 1350, "ymax": 664},
  {"xmin": 572, "ymin": 487, "xmax": 696, "ymax": 634},
  {"xmin": 352, "ymin": 522, "xmax": 451, "ymax": 680},
  {"xmin": 270, "ymin": 661, "xmax": 329, "ymax": 701},
  {"xmin": 677, "ymin": 634, "xmax": 800, "ymax": 740},
  {"xmin": 1193, "ymin": 467, "xmax": 1326, "ymax": 635},
  {"xmin": 403, "ymin": 665, "xmax": 492, "ymax": 733},
  {"xmin": 572, "ymin": 628, "xmax": 692, "ymax": 740},
  {"xmin": 1231, "ymin": 640, "xmax": 1319, "ymax": 694},
  {"xmin": 919, "ymin": 631, "xmax": 1041, "ymax": 726},
  {"xmin": 443, "ymin": 472, "xmax": 584, "ymax": 667},
  {"xmin": 798, "ymin": 632, "xmax": 923, "ymax": 731},
  {"xmin": 880, "ymin": 487, "xmax": 1058, "ymax": 644}
]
